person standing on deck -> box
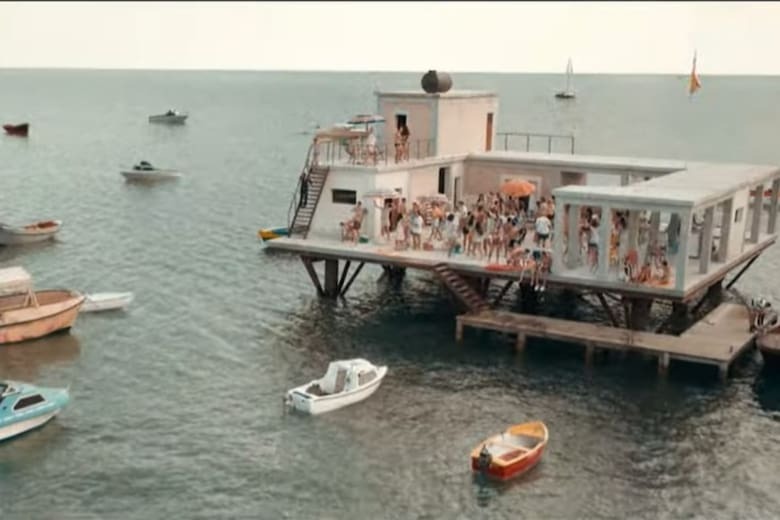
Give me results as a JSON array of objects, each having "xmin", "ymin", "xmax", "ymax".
[
  {"xmin": 400, "ymin": 124, "xmax": 411, "ymax": 161},
  {"xmin": 298, "ymin": 170, "xmax": 311, "ymax": 209}
]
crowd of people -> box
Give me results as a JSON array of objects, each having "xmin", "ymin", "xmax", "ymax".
[{"xmin": 335, "ymin": 190, "xmax": 675, "ymax": 291}]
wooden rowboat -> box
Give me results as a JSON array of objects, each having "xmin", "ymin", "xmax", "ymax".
[
  {"xmin": 470, "ymin": 421, "xmax": 549, "ymax": 481},
  {"xmin": 0, "ymin": 220, "xmax": 61, "ymax": 245}
]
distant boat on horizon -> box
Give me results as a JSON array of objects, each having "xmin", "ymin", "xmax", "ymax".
[
  {"xmin": 3, "ymin": 122, "xmax": 29, "ymax": 137},
  {"xmin": 555, "ymin": 58, "xmax": 576, "ymax": 100}
]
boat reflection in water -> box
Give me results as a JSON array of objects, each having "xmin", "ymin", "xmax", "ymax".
[{"xmin": 0, "ymin": 332, "xmax": 81, "ymax": 382}]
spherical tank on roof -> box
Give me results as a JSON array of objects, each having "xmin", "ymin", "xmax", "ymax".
[{"xmin": 421, "ymin": 70, "xmax": 453, "ymax": 94}]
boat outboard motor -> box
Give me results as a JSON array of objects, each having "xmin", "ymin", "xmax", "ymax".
[{"xmin": 477, "ymin": 444, "xmax": 492, "ymax": 472}]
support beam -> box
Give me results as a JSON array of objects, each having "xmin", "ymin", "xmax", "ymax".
[
  {"xmin": 658, "ymin": 353, "xmax": 670, "ymax": 376},
  {"xmin": 596, "ymin": 292, "xmax": 620, "ymax": 327},
  {"xmin": 340, "ymin": 262, "xmax": 365, "ymax": 297},
  {"xmin": 699, "ymin": 206, "xmax": 714, "ymax": 274},
  {"xmin": 566, "ymin": 204, "xmax": 580, "ymax": 268},
  {"xmin": 491, "ymin": 280, "xmax": 514, "ymax": 308},
  {"xmin": 750, "ymin": 183, "xmax": 764, "ymax": 243},
  {"xmin": 676, "ymin": 211, "xmax": 692, "ymax": 291},
  {"xmin": 769, "ymin": 178, "xmax": 780, "ymax": 234},
  {"xmin": 455, "ymin": 319, "xmax": 464, "ymax": 342},
  {"xmin": 718, "ymin": 363, "xmax": 729, "ymax": 382},
  {"xmin": 725, "ymin": 254, "xmax": 760, "ymax": 290},
  {"xmin": 515, "ymin": 333, "xmax": 526, "ymax": 352},
  {"xmin": 717, "ymin": 198, "xmax": 733, "ymax": 263},
  {"xmin": 337, "ymin": 260, "xmax": 352, "ymax": 294},
  {"xmin": 552, "ymin": 201, "xmax": 566, "ymax": 273},
  {"xmin": 300, "ymin": 256, "xmax": 324, "ymax": 296},
  {"xmin": 584, "ymin": 342, "xmax": 595, "ymax": 366},
  {"xmin": 597, "ymin": 205, "xmax": 612, "ymax": 279},
  {"xmin": 324, "ymin": 259, "xmax": 339, "ymax": 297}
]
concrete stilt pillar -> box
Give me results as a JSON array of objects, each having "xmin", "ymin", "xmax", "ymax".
[
  {"xmin": 455, "ymin": 320, "xmax": 464, "ymax": 342},
  {"xmin": 658, "ymin": 353, "xmax": 670, "ymax": 376},
  {"xmin": 629, "ymin": 298, "xmax": 653, "ymax": 330},
  {"xmin": 585, "ymin": 342, "xmax": 595, "ymax": 366},
  {"xmin": 324, "ymin": 259, "xmax": 339, "ymax": 297},
  {"xmin": 515, "ymin": 333, "xmax": 526, "ymax": 352}
]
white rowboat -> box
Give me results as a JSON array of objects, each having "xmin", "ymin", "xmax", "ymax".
[
  {"xmin": 0, "ymin": 220, "xmax": 61, "ymax": 245},
  {"xmin": 80, "ymin": 292, "xmax": 134, "ymax": 313}
]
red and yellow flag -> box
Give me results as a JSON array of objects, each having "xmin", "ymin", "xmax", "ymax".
[{"xmin": 688, "ymin": 51, "xmax": 701, "ymax": 96}]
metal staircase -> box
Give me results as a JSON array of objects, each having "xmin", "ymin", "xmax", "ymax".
[
  {"xmin": 432, "ymin": 263, "xmax": 490, "ymax": 313},
  {"xmin": 287, "ymin": 142, "xmax": 330, "ymax": 239}
]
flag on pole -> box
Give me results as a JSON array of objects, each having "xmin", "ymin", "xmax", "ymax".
[{"xmin": 688, "ymin": 51, "xmax": 701, "ymax": 96}]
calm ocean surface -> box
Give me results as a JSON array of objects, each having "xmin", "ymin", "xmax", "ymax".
[{"xmin": 1, "ymin": 69, "xmax": 780, "ymax": 519}]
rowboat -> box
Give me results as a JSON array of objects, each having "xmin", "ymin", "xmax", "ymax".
[
  {"xmin": 148, "ymin": 110, "xmax": 188, "ymax": 124},
  {"xmin": 80, "ymin": 292, "xmax": 134, "ymax": 313},
  {"xmin": 0, "ymin": 380, "xmax": 70, "ymax": 442},
  {"xmin": 3, "ymin": 123, "xmax": 29, "ymax": 137},
  {"xmin": 121, "ymin": 161, "xmax": 181, "ymax": 182},
  {"xmin": 257, "ymin": 226, "xmax": 289, "ymax": 242},
  {"xmin": 470, "ymin": 421, "xmax": 549, "ymax": 481},
  {"xmin": 285, "ymin": 358, "xmax": 387, "ymax": 415},
  {"xmin": 0, "ymin": 220, "xmax": 61, "ymax": 246},
  {"xmin": 0, "ymin": 266, "xmax": 85, "ymax": 345}
]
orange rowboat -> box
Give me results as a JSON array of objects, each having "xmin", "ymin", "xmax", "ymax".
[{"xmin": 470, "ymin": 421, "xmax": 549, "ymax": 481}]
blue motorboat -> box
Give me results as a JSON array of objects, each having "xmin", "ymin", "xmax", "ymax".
[{"xmin": 0, "ymin": 380, "xmax": 70, "ymax": 442}]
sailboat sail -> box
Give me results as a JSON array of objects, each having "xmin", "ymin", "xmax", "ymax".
[{"xmin": 565, "ymin": 58, "xmax": 573, "ymax": 92}]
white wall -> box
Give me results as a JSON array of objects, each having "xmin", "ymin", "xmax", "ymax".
[
  {"xmin": 436, "ymin": 96, "xmax": 499, "ymax": 156},
  {"xmin": 308, "ymin": 167, "xmax": 377, "ymax": 239}
]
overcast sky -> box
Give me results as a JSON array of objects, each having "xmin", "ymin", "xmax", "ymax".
[{"xmin": 0, "ymin": 1, "xmax": 777, "ymax": 74}]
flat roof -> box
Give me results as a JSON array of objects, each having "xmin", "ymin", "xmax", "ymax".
[
  {"xmin": 376, "ymin": 89, "xmax": 497, "ymax": 99},
  {"xmin": 554, "ymin": 161, "xmax": 780, "ymax": 208},
  {"xmin": 467, "ymin": 151, "xmax": 687, "ymax": 175}
]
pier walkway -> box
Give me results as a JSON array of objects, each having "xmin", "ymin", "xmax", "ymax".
[{"xmin": 456, "ymin": 302, "xmax": 756, "ymax": 378}]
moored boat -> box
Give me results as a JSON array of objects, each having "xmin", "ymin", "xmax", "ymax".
[
  {"xmin": 257, "ymin": 226, "xmax": 289, "ymax": 242},
  {"xmin": 0, "ymin": 266, "xmax": 85, "ymax": 345},
  {"xmin": 0, "ymin": 380, "xmax": 70, "ymax": 442},
  {"xmin": 148, "ymin": 109, "xmax": 188, "ymax": 124},
  {"xmin": 0, "ymin": 220, "xmax": 61, "ymax": 246},
  {"xmin": 470, "ymin": 421, "xmax": 549, "ymax": 481},
  {"xmin": 120, "ymin": 160, "xmax": 181, "ymax": 182},
  {"xmin": 3, "ymin": 123, "xmax": 29, "ymax": 137},
  {"xmin": 80, "ymin": 292, "xmax": 134, "ymax": 313},
  {"xmin": 285, "ymin": 358, "xmax": 387, "ymax": 415}
]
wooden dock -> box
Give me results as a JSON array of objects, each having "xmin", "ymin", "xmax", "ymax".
[{"xmin": 456, "ymin": 302, "xmax": 756, "ymax": 379}]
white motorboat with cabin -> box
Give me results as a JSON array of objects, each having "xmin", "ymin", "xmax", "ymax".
[
  {"xmin": 148, "ymin": 109, "xmax": 188, "ymax": 124},
  {"xmin": 80, "ymin": 292, "xmax": 134, "ymax": 313},
  {"xmin": 120, "ymin": 161, "xmax": 181, "ymax": 182},
  {"xmin": 0, "ymin": 220, "xmax": 61, "ymax": 246},
  {"xmin": 0, "ymin": 380, "xmax": 71, "ymax": 442},
  {"xmin": 285, "ymin": 358, "xmax": 387, "ymax": 415}
]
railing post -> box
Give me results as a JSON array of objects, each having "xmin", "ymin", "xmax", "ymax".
[
  {"xmin": 504, "ymin": 134, "xmax": 508, "ymax": 150},
  {"xmin": 526, "ymin": 134, "xmax": 530, "ymax": 151},
  {"xmin": 571, "ymin": 137, "xmax": 575, "ymax": 154},
  {"xmin": 416, "ymin": 140, "xmax": 420, "ymax": 160},
  {"xmin": 548, "ymin": 136, "xmax": 552, "ymax": 153}
]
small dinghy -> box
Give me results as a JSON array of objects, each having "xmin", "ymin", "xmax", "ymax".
[
  {"xmin": 80, "ymin": 292, "xmax": 134, "ymax": 313},
  {"xmin": 471, "ymin": 421, "xmax": 549, "ymax": 481},
  {"xmin": 148, "ymin": 109, "xmax": 188, "ymax": 124},
  {"xmin": 3, "ymin": 123, "xmax": 29, "ymax": 137},
  {"xmin": 285, "ymin": 358, "xmax": 387, "ymax": 415},
  {"xmin": 257, "ymin": 226, "xmax": 289, "ymax": 242},
  {"xmin": 0, "ymin": 220, "xmax": 61, "ymax": 245},
  {"xmin": 121, "ymin": 161, "xmax": 181, "ymax": 182},
  {"xmin": 0, "ymin": 380, "xmax": 70, "ymax": 442}
]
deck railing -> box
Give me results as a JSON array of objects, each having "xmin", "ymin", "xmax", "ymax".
[
  {"xmin": 312, "ymin": 138, "xmax": 436, "ymax": 167},
  {"xmin": 496, "ymin": 132, "xmax": 576, "ymax": 154}
]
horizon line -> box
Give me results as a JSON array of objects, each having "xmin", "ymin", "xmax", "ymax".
[{"xmin": 0, "ymin": 65, "xmax": 778, "ymax": 77}]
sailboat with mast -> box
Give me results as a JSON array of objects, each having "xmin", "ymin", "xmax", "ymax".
[{"xmin": 555, "ymin": 58, "xmax": 576, "ymax": 99}]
